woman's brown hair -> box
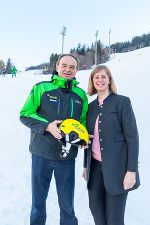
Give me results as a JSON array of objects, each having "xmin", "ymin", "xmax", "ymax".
[{"xmin": 87, "ymin": 65, "xmax": 117, "ymax": 96}]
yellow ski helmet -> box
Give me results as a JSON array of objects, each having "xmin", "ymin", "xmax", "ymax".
[{"xmin": 59, "ymin": 119, "xmax": 89, "ymax": 147}]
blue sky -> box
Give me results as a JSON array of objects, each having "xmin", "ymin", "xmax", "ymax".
[{"xmin": 0, "ymin": 0, "xmax": 150, "ymax": 70}]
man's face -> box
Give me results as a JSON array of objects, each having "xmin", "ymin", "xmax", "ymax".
[{"xmin": 56, "ymin": 56, "xmax": 78, "ymax": 79}]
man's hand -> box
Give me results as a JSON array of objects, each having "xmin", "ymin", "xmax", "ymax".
[
  {"xmin": 46, "ymin": 120, "xmax": 62, "ymax": 139},
  {"xmin": 123, "ymin": 171, "xmax": 136, "ymax": 190},
  {"xmin": 79, "ymin": 134, "xmax": 93, "ymax": 150}
]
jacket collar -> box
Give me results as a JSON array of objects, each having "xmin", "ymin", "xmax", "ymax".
[
  {"xmin": 51, "ymin": 74, "xmax": 79, "ymax": 90},
  {"xmin": 96, "ymin": 92, "xmax": 114, "ymax": 106}
]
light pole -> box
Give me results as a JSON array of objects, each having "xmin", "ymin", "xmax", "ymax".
[
  {"xmin": 95, "ymin": 30, "xmax": 98, "ymax": 66},
  {"xmin": 109, "ymin": 28, "xmax": 111, "ymax": 59},
  {"xmin": 61, "ymin": 26, "xmax": 67, "ymax": 54}
]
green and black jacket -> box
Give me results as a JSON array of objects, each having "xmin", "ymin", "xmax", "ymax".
[{"xmin": 20, "ymin": 74, "xmax": 88, "ymax": 160}]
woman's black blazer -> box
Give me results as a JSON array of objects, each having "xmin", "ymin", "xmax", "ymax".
[{"xmin": 84, "ymin": 93, "xmax": 140, "ymax": 194}]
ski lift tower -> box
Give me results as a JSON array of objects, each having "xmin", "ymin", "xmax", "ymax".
[
  {"xmin": 61, "ymin": 26, "xmax": 67, "ymax": 54},
  {"xmin": 109, "ymin": 28, "xmax": 111, "ymax": 59},
  {"xmin": 95, "ymin": 30, "xmax": 98, "ymax": 66}
]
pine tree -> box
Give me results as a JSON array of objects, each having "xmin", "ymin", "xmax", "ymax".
[{"xmin": 6, "ymin": 58, "xmax": 12, "ymax": 74}]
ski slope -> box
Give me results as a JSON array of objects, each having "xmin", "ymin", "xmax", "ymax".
[{"xmin": 0, "ymin": 47, "xmax": 150, "ymax": 225}]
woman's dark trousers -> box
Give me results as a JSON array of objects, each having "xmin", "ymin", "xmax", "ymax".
[{"xmin": 88, "ymin": 157, "xmax": 128, "ymax": 225}]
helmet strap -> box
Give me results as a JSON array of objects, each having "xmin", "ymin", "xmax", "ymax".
[
  {"xmin": 60, "ymin": 134, "xmax": 71, "ymax": 158},
  {"xmin": 70, "ymin": 138, "xmax": 80, "ymax": 144},
  {"xmin": 60, "ymin": 134, "xmax": 81, "ymax": 158}
]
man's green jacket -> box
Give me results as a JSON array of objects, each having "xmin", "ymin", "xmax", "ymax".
[{"xmin": 20, "ymin": 74, "xmax": 88, "ymax": 160}]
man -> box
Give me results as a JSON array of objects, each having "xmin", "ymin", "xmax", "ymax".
[{"xmin": 20, "ymin": 54, "xmax": 88, "ymax": 225}]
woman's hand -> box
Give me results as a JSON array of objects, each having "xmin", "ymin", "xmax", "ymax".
[
  {"xmin": 123, "ymin": 171, "xmax": 136, "ymax": 190},
  {"xmin": 89, "ymin": 134, "xmax": 93, "ymax": 143},
  {"xmin": 82, "ymin": 168, "xmax": 87, "ymax": 181}
]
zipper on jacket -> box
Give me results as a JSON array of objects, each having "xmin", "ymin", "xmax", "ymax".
[
  {"xmin": 71, "ymin": 97, "xmax": 74, "ymax": 118},
  {"xmin": 58, "ymin": 95, "xmax": 61, "ymax": 116}
]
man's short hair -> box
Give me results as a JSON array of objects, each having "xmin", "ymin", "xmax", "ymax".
[{"xmin": 56, "ymin": 54, "xmax": 79, "ymax": 68}]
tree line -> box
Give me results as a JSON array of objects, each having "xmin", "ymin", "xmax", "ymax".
[
  {"xmin": 26, "ymin": 40, "xmax": 109, "ymax": 73},
  {"xmin": 111, "ymin": 32, "xmax": 150, "ymax": 53},
  {"xmin": 1, "ymin": 32, "xmax": 150, "ymax": 74},
  {"xmin": 26, "ymin": 32, "xmax": 150, "ymax": 73}
]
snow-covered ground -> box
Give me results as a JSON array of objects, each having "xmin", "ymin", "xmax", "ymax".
[{"xmin": 0, "ymin": 47, "xmax": 150, "ymax": 225}]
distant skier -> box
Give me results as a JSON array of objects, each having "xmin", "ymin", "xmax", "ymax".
[
  {"xmin": 11, "ymin": 66, "xmax": 17, "ymax": 78},
  {"xmin": 2, "ymin": 67, "xmax": 6, "ymax": 77}
]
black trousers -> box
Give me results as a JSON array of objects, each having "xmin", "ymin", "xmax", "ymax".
[{"xmin": 88, "ymin": 157, "xmax": 128, "ymax": 225}]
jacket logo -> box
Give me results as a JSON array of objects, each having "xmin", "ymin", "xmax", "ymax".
[
  {"xmin": 47, "ymin": 94, "xmax": 58, "ymax": 102},
  {"xmin": 47, "ymin": 94, "xmax": 57, "ymax": 99},
  {"xmin": 49, "ymin": 99, "xmax": 57, "ymax": 102}
]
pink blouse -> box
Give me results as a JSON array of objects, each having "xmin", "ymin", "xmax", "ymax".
[{"xmin": 92, "ymin": 116, "xmax": 102, "ymax": 161}]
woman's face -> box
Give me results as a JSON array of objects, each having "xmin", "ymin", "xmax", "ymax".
[{"xmin": 93, "ymin": 69, "xmax": 110, "ymax": 93}]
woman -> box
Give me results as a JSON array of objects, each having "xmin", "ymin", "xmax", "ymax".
[{"xmin": 83, "ymin": 65, "xmax": 140, "ymax": 225}]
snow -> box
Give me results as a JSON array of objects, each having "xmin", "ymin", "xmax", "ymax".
[{"xmin": 0, "ymin": 47, "xmax": 150, "ymax": 225}]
